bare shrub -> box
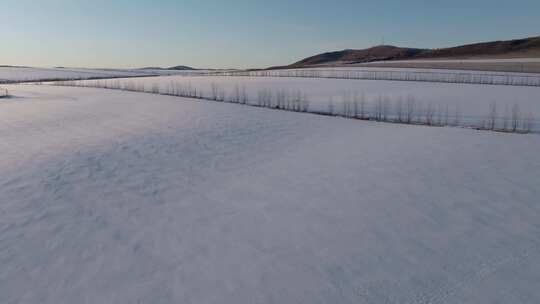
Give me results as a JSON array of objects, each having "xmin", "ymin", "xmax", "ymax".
[
  {"xmin": 512, "ymin": 104, "xmax": 521, "ymax": 132},
  {"xmin": 259, "ymin": 89, "xmax": 272, "ymax": 107},
  {"xmin": 266, "ymin": 89, "xmax": 273, "ymax": 107},
  {"xmin": 424, "ymin": 102, "xmax": 435, "ymax": 125},
  {"xmin": 328, "ymin": 96, "xmax": 335, "ymax": 115},
  {"xmin": 342, "ymin": 92, "xmax": 351, "ymax": 117},
  {"xmin": 151, "ymin": 83, "xmax": 160, "ymax": 94},
  {"xmin": 359, "ymin": 92, "xmax": 367, "ymax": 119},
  {"xmin": 0, "ymin": 87, "xmax": 8, "ymax": 97},
  {"xmin": 187, "ymin": 84, "xmax": 196, "ymax": 98},
  {"xmin": 218, "ymin": 88, "xmax": 226, "ymax": 102},
  {"xmin": 406, "ymin": 95, "xmax": 416, "ymax": 124},
  {"xmin": 502, "ymin": 105, "xmax": 510, "ymax": 131},
  {"xmin": 487, "ymin": 101, "xmax": 497, "ymax": 130},
  {"xmin": 210, "ymin": 83, "xmax": 220, "ymax": 100},
  {"xmin": 291, "ymin": 90, "xmax": 303, "ymax": 112},
  {"xmin": 231, "ymin": 84, "xmax": 241, "ymax": 103},
  {"xmin": 382, "ymin": 96, "xmax": 391, "ymax": 121},
  {"xmin": 443, "ymin": 104, "xmax": 449, "ymax": 126},
  {"xmin": 453, "ymin": 104, "xmax": 462, "ymax": 126},
  {"xmin": 286, "ymin": 90, "xmax": 292, "ymax": 110},
  {"xmin": 524, "ymin": 112, "xmax": 534, "ymax": 133},
  {"xmin": 301, "ymin": 93, "xmax": 309, "ymax": 112},
  {"xmin": 257, "ymin": 90, "xmax": 264, "ymax": 106},
  {"xmin": 240, "ymin": 85, "xmax": 248, "ymax": 104},
  {"xmin": 276, "ymin": 90, "xmax": 287, "ymax": 109},
  {"xmin": 395, "ymin": 96, "xmax": 404, "ymax": 122},
  {"xmin": 352, "ymin": 92, "xmax": 359, "ymax": 118},
  {"xmin": 375, "ymin": 95, "xmax": 383, "ymax": 121},
  {"xmin": 436, "ymin": 104, "xmax": 444, "ymax": 126}
]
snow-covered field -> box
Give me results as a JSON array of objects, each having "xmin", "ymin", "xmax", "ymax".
[
  {"xmin": 352, "ymin": 59, "xmax": 540, "ymax": 74},
  {"xmin": 365, "ymin": 58, "xmax": 540, "ymax": 64},
  {"xmin": 0, "ymin": 66, "xmax": 209, "ymax": 83},
  {"xmin": 230, "ymin": 66, "xmax": 540, "ymax": 77},
  {"xmin": 303, "ymin": 58, "xmax": 540, "ymax": 74},
  {"xmin": 70, "ymin": 75, "xmax": 540, "ymax": 131},
  {"xmin": 217, "ymin": 67, "xmax": 540, "ymax": 86},
  {"xmin": 1, "ymin": 84, "xmax": 540, "ymax": 303}
]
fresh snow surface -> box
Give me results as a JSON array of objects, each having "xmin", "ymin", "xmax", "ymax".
[
  {"xmin": 2, "ymin": 85, "xmax": 540, "ymax": 303},
  {"xmin": 74, "ymin": 75, "xmax": 540, "ymax": 131}
]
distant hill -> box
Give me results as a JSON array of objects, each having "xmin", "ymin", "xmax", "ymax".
[
  {"xmin": 140, "ymin": 65, "xmax": 197, "ymax": 71},
  {"xmin": 167, "ymin": 65, "xmax": 197, "ymax": 70},
  {"xmin": 290, "ymin": 46, "xmax": 427, "ymax": 67},
  {"xmin": 280, "ymin": 36, "xmax": 540, "ymax": 69}
]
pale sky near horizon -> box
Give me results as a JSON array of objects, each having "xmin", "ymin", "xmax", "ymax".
[{"xmin": 2, "ymin": 0, "xmax": 540, "ymax": 69}]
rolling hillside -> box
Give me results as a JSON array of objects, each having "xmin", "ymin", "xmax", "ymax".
[{"xmin": 283, "ymin": 36, "xmax": 540, "ymax": 68}]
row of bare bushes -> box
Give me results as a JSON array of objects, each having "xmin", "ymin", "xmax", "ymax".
[
  {"xmin": 327, "ymin": 93, "xmax": 534, "ymax": 133},
  {"xmin": 0, "ymin": 87, "xmax": 8, "ymax": 98},
  {"xmin": 53, "ymin": 80, "xmax": 536, "ymax": 133}
]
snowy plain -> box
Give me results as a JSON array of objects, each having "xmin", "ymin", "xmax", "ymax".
[
  {"xmin": 314, "ymin": 58, "xmax": 540, "ymax": 74},
  {"xmin": 237, "ymin": 66, "xmax": 540, "ymax": 77},
  {"xmin": 1, "ymin": 84, "xmax": 540, "ymax": 303},
  {"xmin": 364, "ymin": 58, "xmax": 540, "ymax": 64},
  {"xmin": 210, "ymin": 67, "xmax": 540, "ymax": 87},
  {"xmin": 71, "ymin": 75, "xmax": 540, "ymax": 131},
  {"xmin": 0, "ymin": 66, "xmax": 208, "ymax": 83}
]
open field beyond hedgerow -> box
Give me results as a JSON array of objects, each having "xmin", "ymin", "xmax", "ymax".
[{"xmin": 56, "ymin": 72, "xmax": 540, "ymax": 132}]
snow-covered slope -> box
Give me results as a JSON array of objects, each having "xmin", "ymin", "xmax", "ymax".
[{"xmin": 1, "ymin": 85, "xmax": 540, "ymax": 303}]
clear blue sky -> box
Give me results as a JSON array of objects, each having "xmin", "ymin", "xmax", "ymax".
[{"xmin": 2, "ymin": 0, "xmax": 539, "ymax": 69}]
